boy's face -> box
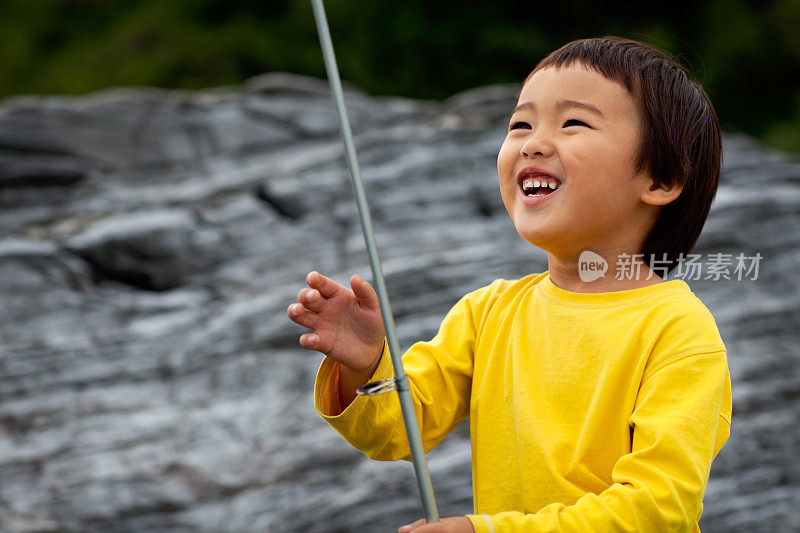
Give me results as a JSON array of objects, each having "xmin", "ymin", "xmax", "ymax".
[{"xmin": 497, "ymin": 64, "xmax": 657, "ymax": 259}]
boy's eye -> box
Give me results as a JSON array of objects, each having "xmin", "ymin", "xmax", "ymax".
[
  {"xmin": 564, "ymin": 119, "xmax": 589, "ymax": 128},
  {"xmin": 509, "ymin": 119, "xmax": 589, "ymax": 131}
]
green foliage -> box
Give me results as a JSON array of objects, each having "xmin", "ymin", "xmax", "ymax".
[{"xmin": 0, "ymin": 0, "xmax": 799, "ymax": 152}]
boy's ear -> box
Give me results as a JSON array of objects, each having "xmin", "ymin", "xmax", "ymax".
[{"xmin": 641, "ymin": 179, "xmax": 683, "ymax": 206}]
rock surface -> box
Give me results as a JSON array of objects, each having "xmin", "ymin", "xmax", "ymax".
[{"xmin": 0, "ymin": 72, "xmax": 798, "ymax": 532}]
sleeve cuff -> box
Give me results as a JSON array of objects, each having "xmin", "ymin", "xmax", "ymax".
[
  {"xmin": 465, "ymin": 514, "xmax": 495, "ymax": 533},
  {"xmin": 313, "ymin": 340, "xmax": 393, "ymax": 420}
]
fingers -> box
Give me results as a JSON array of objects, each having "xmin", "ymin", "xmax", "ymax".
[
  {"xmin": 306, "ymin": 270, "xmax": 341, "ymax": 298},
  {"xmin": 286, "ymin": 302, "xmax": 313, "ymax": 327},
  {"xmin": 288, "ymin": 271, "xmax": 340, "ymax": 350},
  {"xmin": 296, "ymin": 287, "xmax": 324, "ymax": 313},
  {"xmin": 288, "ymin": 271, "xmax": 377, "ymax": 355},
  {"xmin": 350, "ymin": 274, "xmax": 379, "ymax": 310},
  {"xmin": 398, "ymin": 519, "xmax": 427, "ymax": 533},
  {"xmin": 296, "ymin": 270, "xmax": 337, "ymax": 313},
  {"xmin": 399, "ymin": 517, "xmax": 472, "ymax": 532},
  {"xmin": 298, "ymin": 332, "xmax": 320, "ymax": 350},
  {"xmin": 296, "ymin": 272, "xmax": 376, "ymax": 314}
]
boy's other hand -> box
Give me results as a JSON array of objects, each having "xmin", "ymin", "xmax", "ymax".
[
  {"xmin": 287, "ymin": 271, "xmax": 385, "ymax": 371},
  {"xmin": 398, "ymin": 516, "xmax": 475, "ymax": 533}
]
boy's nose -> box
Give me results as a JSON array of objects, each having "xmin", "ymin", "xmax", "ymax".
[{"xmin": 520, "ymin": 133, "xmax": 554, "ymax": 159}]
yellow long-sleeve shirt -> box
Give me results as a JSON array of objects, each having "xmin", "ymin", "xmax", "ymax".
[{"xmin": 314, "ymin": 271, "xmax": 732, "ymax": 532}]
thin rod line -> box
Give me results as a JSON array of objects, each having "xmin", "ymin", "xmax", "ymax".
[{"xmin": 310, "ymin": 0, "xmax": 439, "ymax": 524}]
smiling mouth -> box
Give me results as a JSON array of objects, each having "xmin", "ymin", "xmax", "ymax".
[{"xmin": 520, "ymin": 176, "xmax": 561, "ymax": 196}]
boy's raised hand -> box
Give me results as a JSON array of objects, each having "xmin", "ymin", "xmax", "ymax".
[
  {"xmin": 398, "ymin": 517, "xmax": 475, "ymax": 532},
  {"xmin": 287, "ymin": 271, "xmax": 385, "ymax": 371}
]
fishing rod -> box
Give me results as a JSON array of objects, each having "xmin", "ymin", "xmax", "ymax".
[{"xmin": 310, "ymin": 0, "xmax": 439, "ymax": 524}]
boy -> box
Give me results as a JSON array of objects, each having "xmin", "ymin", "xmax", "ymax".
[{"xmin": 287, "ymin": 37, "xmax": 731, "ymax": 532}]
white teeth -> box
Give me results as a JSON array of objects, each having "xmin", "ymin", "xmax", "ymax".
[{"xmin": 521, "ymin": 175, "xmax": 561, "ymax": 192}]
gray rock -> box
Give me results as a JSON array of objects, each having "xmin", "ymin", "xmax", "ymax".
[
  {"xmin": 0, "ymin": 72, "xmax": 797, "ymax": 532},
  {"xmin": 63, "ymin": 210, "xmax": 228, "ymax": 291},
  {"xmin": 0, "ymin": 150, "xmax": 87, "ymax": 188}
]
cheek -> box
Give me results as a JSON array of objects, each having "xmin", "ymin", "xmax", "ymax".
[
  {"xmin": 497, "ymin": 139, "xmax": 516, "ymax": 178},
  {"xmin": 565, "ymin": 137, "xmax": 625, "ymax": 183},
  {"xmin": 496, "ymin": 141, "xmax": 517, "ymax": 206}
]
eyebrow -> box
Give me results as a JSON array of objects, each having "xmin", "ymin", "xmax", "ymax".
[{"xmin": 510, "ymin": 100, "xmax": 605, "ymax": 118}]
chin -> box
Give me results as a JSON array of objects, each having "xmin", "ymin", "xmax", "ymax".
[
  {"xmin": 516, "ymin": 224, "xmax": 575, "ymax": 256},
  {"xmin": 515, "ymin": 226, "xmax": 553, "ymax": 248}
]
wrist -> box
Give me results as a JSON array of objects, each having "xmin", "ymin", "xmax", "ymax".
[
  {"xmin": 341, "ymin": 341, "xmax": 385, "ymax": 378},
  {"xmin": 337, "ymin": 341, "xmax": 385, "ymax": 409},
  {"xmin": 344, "ymin": 339, "xmax": 385, "ymax": 374}
]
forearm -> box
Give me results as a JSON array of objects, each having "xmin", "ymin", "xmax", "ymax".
[
  {"xmin": 314, "ymin": 317, "xmax": 476, "ymax": 460},
  {"xmin": 467, "ymin": 482, "xmax": 699, "ymax": 533},
  {"xmin": 315, "ymin": 347, "xmax": 411, "ymax": 461},
  {"xmin": 314, "ymin": 283, "xmax": 498, "ymax": 459}
]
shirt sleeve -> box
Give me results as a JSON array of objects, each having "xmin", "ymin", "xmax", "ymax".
[
  {"xmin": 314, "ymin": 281, "xmax": 504, "ymax": 462},
  {"xmin": 466, "ymin": 348, "xmax": 732, "ymax": 533}
]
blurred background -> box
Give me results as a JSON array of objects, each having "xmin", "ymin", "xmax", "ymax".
[
  {"xmin": 1, "ymin": 1, "xmax": 799, "ymax": 532},
  {"xmin": 2, "ymin": 0, "xmax": 800, "ymax": 153}
]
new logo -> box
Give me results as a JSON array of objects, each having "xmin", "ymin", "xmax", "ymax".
[{"xmin": 578, "ymin": 250, "xmax": 607, "ymax": 282}]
